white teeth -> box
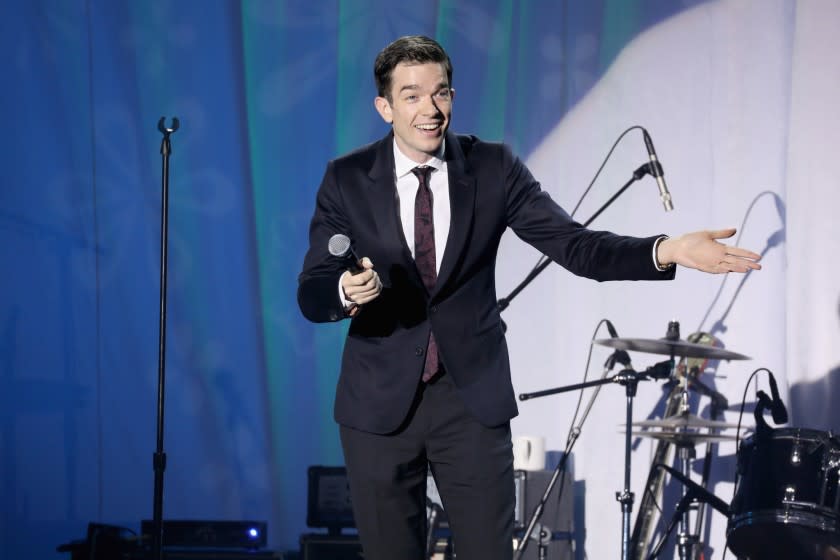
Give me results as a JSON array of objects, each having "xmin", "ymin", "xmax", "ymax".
[{"xmin": 415, "ymin": 123, "xmax": 440, "ymax": 130}]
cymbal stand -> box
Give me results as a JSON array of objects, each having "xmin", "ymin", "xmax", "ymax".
[
  {"xmin": 692, "ymin": 379, "xmax": 729, "ymax": 557},
  {"xmin": 662, "ymin": 321, "xmax": 702, "ymax": 560},
  {"xmin": 517, "ymin": 361, "xmax": 672, "ymax": 560},
  {"xmin": 655, "ymin": 363, "xmax": 729, "ymax": 560},
  {"xmin": 675, "ymin": 443, "xmax": 699, "ymax": 560},
  {"xmin": 672, "ymin": 369, "xmax": 697, "ymax": 558},
  {"xmin": 617, "ymin": 369, "xmax": 642, "ymax": 560}
]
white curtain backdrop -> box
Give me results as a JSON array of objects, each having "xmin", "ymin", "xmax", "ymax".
[{"xmin": 499, "ymin": 0, "xmax": 840, "ymax": 557}]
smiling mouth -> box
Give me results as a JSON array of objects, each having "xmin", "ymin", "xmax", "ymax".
[{"xmin": 415, "ymin": 123, "xmax": 442, "ymax": 132}]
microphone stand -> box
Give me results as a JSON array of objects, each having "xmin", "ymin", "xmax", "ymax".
[
  {"xmin": 515, "ymin": 361, "xmax": 673, "ymax": 560},
  {"xmin": 505, "ymin": 162, "xmax": 662, "ymax": 558},
  {"xmin": 498, "ymin": 162, "xmax": 659, "ymax": 314},
  {"xmin": 151, "ymin": 117, "xmax": 179, "ymax": 560}
]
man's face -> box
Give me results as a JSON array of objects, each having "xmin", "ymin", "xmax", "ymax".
[{"xmin": 374, "ymin": 62, "xmax": 454, "ymax": 164}]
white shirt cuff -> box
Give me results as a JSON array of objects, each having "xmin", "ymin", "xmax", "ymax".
[
  {"xmin": 652, "ymin": 235, "xmax": 675, "ymax": 272},
  {"xmin": 338, "ymin": 271, "xmax": 356, "ymax": 310}
]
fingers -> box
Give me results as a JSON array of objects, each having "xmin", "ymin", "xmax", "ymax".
[
  {"xmin": 725, "ymin": 245, "xmax": 762, "ymax": 262},
  {"xmin": 350, "ymin": 277, "xmax": 382, "ymax": 304},
  {"xmin": 341, "ymin": 257, "xmax": 382, "ymax": 306},
  {"xmin": 719, "ymin": 258, "xmax": 762, "ymax": 273},
  {"xmin": 711, "ymin": 252, "xmax": 763, "ymax": 274},
  {"xmin": 708, "ymin": 227, "xmax": 737, "ymax": 240},
  {"xmin": 674, "ymin": 228, "xmax": 763, "ymax": 275},
  {"xmin": 698, "ymin": 228, "xmax": 762, "ymax": 274}
]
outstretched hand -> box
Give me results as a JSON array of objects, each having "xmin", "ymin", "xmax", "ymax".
[{"xmin": 657, "ymin": 228, "xmax": 762, "ymax": 274}]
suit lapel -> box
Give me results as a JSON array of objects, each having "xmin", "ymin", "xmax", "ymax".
[
  {"xmin": 366, "ymin": 134, "xmax": 422, "ymax": 284},
  {"xmin": 435, "ymin": 132, "xmax": 476, "ymax": 296},
  {"xmin": 365, "ymin": 131, "xmax": 476, "ymax": 298}
]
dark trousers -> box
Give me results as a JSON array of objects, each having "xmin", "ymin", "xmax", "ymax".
[{"xmin": 340, "ymin": 372, "xmax": 515, "ymax": 560}]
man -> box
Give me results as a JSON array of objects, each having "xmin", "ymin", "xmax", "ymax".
[{"xmin": 297, "ymin": 35, "xmax": 760, "ymax": 560}]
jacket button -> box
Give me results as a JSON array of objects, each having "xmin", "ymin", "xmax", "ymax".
[{"xmin": 415, "ymin": 347, "xmax": 424, "ymax": 356}]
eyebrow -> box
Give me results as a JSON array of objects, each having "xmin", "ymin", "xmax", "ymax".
[{"xmin": 398, "ymin": 82, "xmax": 450, "ymax": 94}]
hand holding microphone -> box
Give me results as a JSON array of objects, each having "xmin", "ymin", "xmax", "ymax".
[{"xmin": 329, "ymin": 234, "xmax": 382, "ymax": 312}]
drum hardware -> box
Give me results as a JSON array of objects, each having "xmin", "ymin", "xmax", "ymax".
[
  {"xmin": 629, "ymin": 427, "xmax": 737, "ymax": 558},
  {"xmin": 596, "ymin": 321, "xmax": 751, "ymax": 560},
  {"xmin": 629, "ymin": 428, "xmax": 736, "ymax": 560},
  {"xmin": 516, "ymin": 349, "xmax": 675, "ymax": 560},
  {"xmin": 727, "ymin": 427, "xmax": 840, "ymax": 559},
  {"xmin": 630, "ymin": 431, "xmax": 738, "ymax": 445},
  {"xmin": 632, "ymin": 412, "xmax": 740, "ymax": 431},
  {"xmin": 646, "ymin": 464, "xmax": 731, "ymax": 560},
  {"xmin": 630, "ymin": 331, "xmax": 727, "ymax": 560},
  {"xmin": 594, "ymin": 336, "xmax": 751, "ymax": 361},
  {"xmin": 607, "ymin": 324, "xmax": 749, "ymax": 560},
  {"xmin": 727, "ymin": 369, "xmax": 838, "ymax": 559}
]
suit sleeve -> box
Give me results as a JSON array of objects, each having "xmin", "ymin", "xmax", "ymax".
[
  {"xmin": 298, "ymin": 161, "xmax": 353, "ymax": 322},
  {"xmin": 500, "ymin": 144, "xmax": 675, "ymax": 282}
]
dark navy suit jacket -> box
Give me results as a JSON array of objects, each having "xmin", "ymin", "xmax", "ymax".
[{"xmin": 298, "ymin": 131, "xmax": 674, "ymax": 434}]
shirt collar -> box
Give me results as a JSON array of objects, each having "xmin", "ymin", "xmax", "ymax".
[{"xmin": 393, "ymin": 138, "xmax": 445, "ymax": 179}]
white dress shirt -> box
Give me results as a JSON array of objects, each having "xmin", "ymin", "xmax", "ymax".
[
  {"xmin": 339, "ymin": 139, "xmax": 451, "ymax": 307},
  {"xmin": 340, "ymin": 138, "xmax": 667, "ymax": 306},
  {"xmin": 392, "ymin": 139, "xmax": 451, "ymax": 273}
]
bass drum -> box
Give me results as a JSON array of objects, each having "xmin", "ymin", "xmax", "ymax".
[{"xmin": 727, "ymin": 427, "xmax": 840, "ymax": 559}]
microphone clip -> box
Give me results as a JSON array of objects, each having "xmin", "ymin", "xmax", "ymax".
[{"xmin": 633, "ymin": 161, "xmax": 663, "ymax": 181}]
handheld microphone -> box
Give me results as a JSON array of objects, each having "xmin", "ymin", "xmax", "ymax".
[
  {"xmin": 328, "ymin": 233, "xmax": 363, "ymax": 273},
  {"xmin": 766, "ymin": 371, "xmax": 789, "ymax": 425},
  {"xmin": 642, "ymin": 130, "xmax": 674, "ymax": 212}
]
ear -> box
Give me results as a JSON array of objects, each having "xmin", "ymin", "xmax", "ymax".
[{"xmin": 374, "ymin": 96, "xmax": 393, "ymax": 124}]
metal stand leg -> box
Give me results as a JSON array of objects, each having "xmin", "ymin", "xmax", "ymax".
[
  {"xmin": 617, "ymin": 373, "xmax": 639, "ymax": 560},
  {"xmin": 676, "ymin": 445, "xmax": 698, "ymax": 560}
]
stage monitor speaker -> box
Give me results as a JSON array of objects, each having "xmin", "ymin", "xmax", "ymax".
[
  {"xmin": 513, "ymin": 469, "xmax": 575, "ymax": 560},
  {"xmin": 299, "ymin": 533, "xmax": 363, "ymax": 560}
]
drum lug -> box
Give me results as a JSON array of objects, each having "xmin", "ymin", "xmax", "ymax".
[{"xmin": 783, "ymin": 485, "xmax": 796, "ymax": 504}]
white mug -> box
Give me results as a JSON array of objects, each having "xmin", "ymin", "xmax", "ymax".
[{"xmin": 512, "ymin": 435, "xmax": 546, "ymax": 471}]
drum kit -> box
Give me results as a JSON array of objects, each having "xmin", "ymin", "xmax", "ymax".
[{"xmin": 520, "ymin": 322, "xmax": 840, "ymax": 560}]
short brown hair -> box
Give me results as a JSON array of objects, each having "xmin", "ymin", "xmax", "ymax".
[{"xmin": 373, "ymin": 35, "xmax": 453, "ymax": 100}]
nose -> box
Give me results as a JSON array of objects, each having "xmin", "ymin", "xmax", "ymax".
[{"xmin": 422, "ymin": 94, "xmax": 442, "ymax": 115}]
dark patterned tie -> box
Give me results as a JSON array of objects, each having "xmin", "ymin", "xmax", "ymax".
[{"xmin": 412, "ymin": 166, "xmax": 439, "ymax": 382}]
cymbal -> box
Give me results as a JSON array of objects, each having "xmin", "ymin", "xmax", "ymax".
[
  {"xmin": 632, "ymin": 413, "xmax": 740, "ymax": 430},
  {"xmin": 595, "ymin": 337, "xmax": 750, "ymax": 361},
  {"xmin": 630, "ymin": 431, "xmax": 739, "ymax": 445}
]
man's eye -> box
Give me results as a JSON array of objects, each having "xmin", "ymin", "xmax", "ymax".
[
  {"xmin": 405, "ymin": 95, "xmax": 418, "ymax": 102},
  {"xmin": 437, "ymin": 90, "xmax": 451, "ymax": 99}
]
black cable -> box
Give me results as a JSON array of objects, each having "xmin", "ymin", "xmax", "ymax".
[
  {"xmin": 564, "ymin": 318, "xmax": 613, "ymax": 444},
  {"xmin": 735, "ymin": 367, "xmax": 769, "ymax": 450},
  {"xmin": 569, "ymin": 126, "xmax": 647, "ymax": 219}
]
